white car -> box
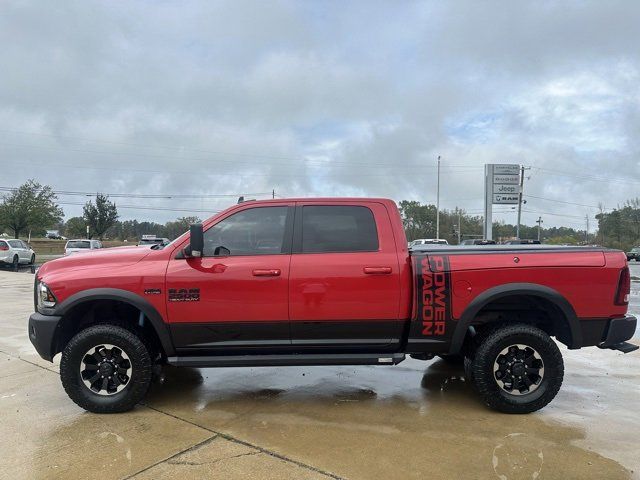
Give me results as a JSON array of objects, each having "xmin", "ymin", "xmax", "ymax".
[
  {"xmin": 409, "ymin": 238, "xmax": 449, "ymax": 247},
  {"xmin": 64, "ymin": 239, "xmax": 103, "ymax": 255},
  {"xmin": 0, "ymin": 239, "xmax": 36, "ymax": 267},
  {"xmin": 137, "ymin": 237, "xmax": 170, "ymax": 248}
]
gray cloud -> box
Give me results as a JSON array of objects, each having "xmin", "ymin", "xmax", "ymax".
[{"xmin": 0, "ymin": 0, "xmax": 639, "ymax": 231}]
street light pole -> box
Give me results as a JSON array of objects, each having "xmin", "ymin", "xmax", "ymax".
[
  {"xmin": 436, "ymin": 155, "xmax": 440, "ymax": 239},
  {"xmin": 516, "ymin": 165, "xmax": 530, "ymax": 239},
  {"xmin": 536, "ymin": 216, "xmax": 543, "ymax": 241}
]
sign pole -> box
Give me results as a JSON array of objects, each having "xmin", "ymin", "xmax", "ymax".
[
  {"xmin": 484, "ymin": 164, "xmax": 493, "ymax": 240},
  {"xmin": 436, "ymin": 155, "xmax": 440, "ymax": 239}
]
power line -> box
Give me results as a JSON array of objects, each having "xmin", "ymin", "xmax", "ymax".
[
  {"xmin": 0, "ymin": 139, "xmax": 484, "ymax": 171},
  {"xmin": 524, "ymin": 194, "xmax": 606, "ymax": 210},
  {"xmin": 0, "ymin": 186, "xmax": 271, "ymax": 200},
  {"xmin": 532, "ymin": 167, "xmax": 640, "ymax": 187},
  {"xmin": 56, "ymin": 200, "xmax": 222, "ymax": 214}
]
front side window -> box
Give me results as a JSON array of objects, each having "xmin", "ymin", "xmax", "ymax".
[
  {"xmin": 301, "ymin": 205, "xmax": 379, "ymax": 253},
  {"xmin": 8, "ymin": 240, "xmax": 21, "ymax": 248},
  {"xmin": 203, "ymin": 206, "xmax": 288, "ymax": 256}
]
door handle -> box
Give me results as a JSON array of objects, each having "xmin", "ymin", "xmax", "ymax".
[
  {"xmin": 363, "ymin": 266, "xmax": 392, "ymax": 274},
  {"xmin": 252, "ymin": 269, "xmax": 281, "ymax": 277}
]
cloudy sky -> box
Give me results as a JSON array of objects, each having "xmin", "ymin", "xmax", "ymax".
[{"xmin": 1, "ymin": 1, "xmax": 639, "ymax": 231}]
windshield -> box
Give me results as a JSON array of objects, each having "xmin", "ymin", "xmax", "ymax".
[{"xmin": 67, "ymin": 241, "xmax": 90, "ymax": 249}]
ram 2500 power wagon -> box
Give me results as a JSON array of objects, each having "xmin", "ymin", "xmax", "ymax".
[{"xmin": 28, "ymin": 198, "xmax": 638, "ymax": 414}]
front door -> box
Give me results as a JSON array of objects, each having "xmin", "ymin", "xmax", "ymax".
[
  {"xmin": 166, "ymin": 204, "xmax": 294, "ymax": 353},
  {"xmin": 289, "ymin": 202, "xmax": 403, "ymax": 350}
]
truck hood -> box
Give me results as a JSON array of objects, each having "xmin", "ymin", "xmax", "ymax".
[{"xmin": 39, "ymin": 246, "xmax": 152, "ymax": 276}]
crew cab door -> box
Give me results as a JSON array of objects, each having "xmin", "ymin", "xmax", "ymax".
[
  {"xmin": 166, "ymin": 204, "xmax": 294, "ymax": 352},
  {"xmin": 289, "ymin": 202, "xmax": 403, "ymax": 349}
]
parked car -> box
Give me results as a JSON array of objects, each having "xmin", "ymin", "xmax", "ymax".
[
  {"xmin": 64, "ymin": 239, "xmax": 103, "ymax": 256},
  {"xmin": 29, "ymin": 198, "xmax": 636, "ymax": 415},
  {"xmin": 626, "ymin": 247, "xmax": 640, "ymax": 261},
  {"xmin": 409, "ymin": 238, "xmax": 449, "ymax": 247},
  {"xmin": 137, "ymin": 237, "xmax": 170, "ymax": 248},
  {"xmin": 0, "ymin": 239, "xmax": 36, "ymax": 267},
  {"xmin": 460, "ymin": 239, "xmax": 497, "ymax": 245},
  {"xmin": 503, "ymin": 239, "xmax": 541, "ymax": 245}
]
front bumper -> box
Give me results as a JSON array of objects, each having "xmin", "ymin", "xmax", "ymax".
[
  {"xmin": 28, "ymin": 312, "xmax": 62, "ymax": 362},
  {"xmin": 599, "ymin": 316, "xmax": 638, "ymax": 353}
]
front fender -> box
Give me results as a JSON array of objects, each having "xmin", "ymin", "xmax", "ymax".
[{"xmin": 53, "ymin": 288, "xmax": 175, "ymax": 357}]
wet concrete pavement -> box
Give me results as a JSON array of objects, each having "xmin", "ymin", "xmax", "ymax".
[{"xmin": 1, "ymin": 269, "xmax": 639, "ymax": 479}]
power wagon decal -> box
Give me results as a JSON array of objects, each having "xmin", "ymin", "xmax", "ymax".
[{"xmin": 407, "ymin": 254, "xmax": 455, "ymax": 351}]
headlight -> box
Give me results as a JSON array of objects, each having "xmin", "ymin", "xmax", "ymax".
[{"xmin": 37, "ymin": 281, "xmax": 57, "ymax": 309}]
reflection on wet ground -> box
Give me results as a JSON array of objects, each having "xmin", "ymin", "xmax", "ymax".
[
  {"xmin": 142, "ymin": 358, "xmax": 632, "ymax": 480},
  {"xmin": 0, "ymin": 270, "xmax": 638, "ymax": 479}
]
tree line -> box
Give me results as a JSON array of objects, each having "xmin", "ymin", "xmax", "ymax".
[{"xmin": 1, "ymin": 180, "xmax": 638, "ymax": 249}]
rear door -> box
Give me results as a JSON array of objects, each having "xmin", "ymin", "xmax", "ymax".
[
  {"xmin": 289, "ymin": 202, "xmax": 403, "ymax": 350},
  {"xmin": 8, "ymin": 240, "xmax": 24, "ymax": 261}
]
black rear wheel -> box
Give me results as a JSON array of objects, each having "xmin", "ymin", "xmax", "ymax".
[
  {"xmin": 29, "ymin": 254, "xmax": 35, "ymax": 265},
  {"xmin": 470, "ymin": 324, "xmax": 563, "ymax": 414},
  {"xmin": 60, "ymin": 324, "xmax": 153, "ymax": 413},
  {"xmin": 12, "ymin": 255, "xmax": 19, "ymax": 270}
]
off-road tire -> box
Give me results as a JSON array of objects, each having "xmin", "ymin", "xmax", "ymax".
[
  {"xmin": 60, "ymin": 324, "xmax": 153, "ymax": 413},
  {"xmin": 471, "ymin": 323, "xmax": 563, "ymax": 414}
]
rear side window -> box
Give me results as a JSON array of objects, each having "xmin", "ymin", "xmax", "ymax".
[{"xmin": 301, "ymin": 205, "xmax": 379, "ymax": 253}]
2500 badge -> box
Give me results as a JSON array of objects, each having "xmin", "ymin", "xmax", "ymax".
[{"xmin": 168, "ymin": 288, "xmax": 200, "ymax": 302}]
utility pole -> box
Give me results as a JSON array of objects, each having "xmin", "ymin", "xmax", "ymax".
[
  {"xmin": 457, "ymin": 208, "xmax": 462, "ymax": 244},
  {"xmin": 515, "ymin": 165, "xmax": 530, "ymax": 239},
  {"xmin": 536, "ymin": 216, "xmax": 543, "ymax": 241},
  {"xmin": 585, "ymin": 215, "xmax": 589, "ymax": 244},
  {"xmin": 436, "ymin": 155, "xmax": 441, "ymax": 239},
  {"xmin": 272, "ymin": 189, "xmax": 275, "ymax": 199}
]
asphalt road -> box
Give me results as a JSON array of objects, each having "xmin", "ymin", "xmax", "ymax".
[{"xmin": 0, "ymin": 270, "xmax": 638, "ymax": 480}]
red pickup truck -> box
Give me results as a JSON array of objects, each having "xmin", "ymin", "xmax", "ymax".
[{"xmin": 29, "ymin": 198, "xmax": 637, "ymax": 414}]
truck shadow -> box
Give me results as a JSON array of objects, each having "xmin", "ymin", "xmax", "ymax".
[{"xmin": 141, "ymin": 359, "xmax": 631, "ymax": 480}]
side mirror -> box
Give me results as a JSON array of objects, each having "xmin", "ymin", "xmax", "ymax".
[
  {"xmin": 214, "ymin": 246, "xmax": 230, "ymax": 257},
  {"xmin": 186, "ymin": 224, "xmax": 204, "ymax": 258}
]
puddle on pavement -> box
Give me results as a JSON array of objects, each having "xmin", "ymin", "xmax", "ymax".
[{"xmin": 145, "ymin": 359, "xmax": 632, "ymax": 480}]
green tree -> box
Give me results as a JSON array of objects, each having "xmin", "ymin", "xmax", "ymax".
[
  {"xmin": 164, "ymin": 216, "xmax": 201, "ymax": 240},
  {"xmin": 0, "ymin": 180, "xmax": 63, "ymax": 238},
  {"xmin": 83, "ymin": 194, "xmax": 118, "ymax": 239},
  {"xmin": 65, "ymin": 216, "xmax": 88, "ymax": 239}
]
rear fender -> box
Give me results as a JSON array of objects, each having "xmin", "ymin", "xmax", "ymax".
[{"xmin": 450, "ymin": 283, "xmax": 581, "ymax": 354}]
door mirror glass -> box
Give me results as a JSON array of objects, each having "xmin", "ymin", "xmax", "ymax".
[{"xmin": 187, "ymin": 223, "xmax": 204, "ymax": 257}]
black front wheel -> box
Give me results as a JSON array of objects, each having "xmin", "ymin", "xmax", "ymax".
[
  {"xmin": 60, "ymin": 324, "xmax": 153, "ymax": 413},
  {"xmin": 470, "ymin": 324, "xmax": 563, "ymax": 414}
]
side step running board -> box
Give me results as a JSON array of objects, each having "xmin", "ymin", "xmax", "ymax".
[
  {"xmin": 600, "ymin": 341, "xmax": 639, "ymax": 354},
  {"xmin": 167, "ymin": 353, "xmax": 406, "ymax": 368}
]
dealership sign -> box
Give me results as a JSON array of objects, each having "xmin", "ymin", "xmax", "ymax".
[{"xmin": 483, "ymin": 164, "xmax": 521, "ymax": 240}]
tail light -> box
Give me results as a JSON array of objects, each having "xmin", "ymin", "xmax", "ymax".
[
  {"xmin": 0, "ymin": 244, "xmax": 8, "ymax": 251},
  {"xmin": 615, "ymin": 266, "xmax": 630, "ymax": 306}
]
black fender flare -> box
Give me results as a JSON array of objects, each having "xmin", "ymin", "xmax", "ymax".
[
  {"xmin": 449, "ymin": 283, "xmax": 581, "ymax": 354},
  {"xmin": 53, "ymin": 288, "xmax": 176, "ymax": 357}
]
